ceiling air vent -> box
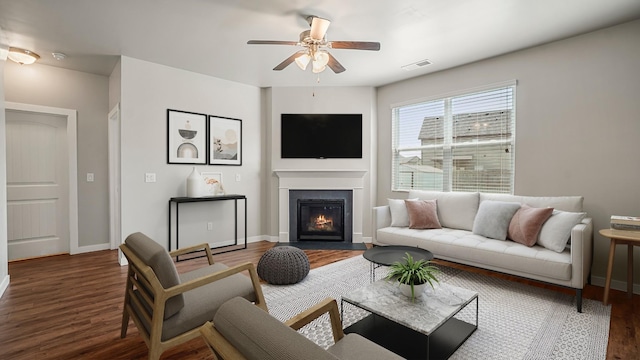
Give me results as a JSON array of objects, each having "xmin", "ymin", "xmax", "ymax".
[{"xmin": 401, "ymin": 59, "xmax": 432, "ymax": 71}]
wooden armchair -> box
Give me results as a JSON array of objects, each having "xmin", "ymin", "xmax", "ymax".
[
  {"xmin": 199, "ymin": 297, "xmax": 403, "ymax": 360},
  {"xmin": 120, "ymin": 232, "xmax": 266, "ymax": 360}
]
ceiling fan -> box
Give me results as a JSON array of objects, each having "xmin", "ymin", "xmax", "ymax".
[{"xmin": 247, "ymin": 16, "xmax": 380, "ymax": 74}]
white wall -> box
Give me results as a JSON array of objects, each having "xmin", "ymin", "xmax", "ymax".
[
  {"xmin": 119, "ymin": 57, "xmax": 263, "ymax": 248},
  {"xmin": 266, "ymin": 86, "xmax": 377, "ymax": 239},
  {"xmin": 0, "ymin": 34, "xmax": 9, "ymax": 297},
  {"xmin": 377, "ymin": 20, "xmax": 640, "ymax": 288},
  {"xmin": 4, "ymin": 61, "xmax": 110, "ymax": 249},
  {"xmin": 109, "ymin": 58, "xmax": 122, "ymax": 111}
]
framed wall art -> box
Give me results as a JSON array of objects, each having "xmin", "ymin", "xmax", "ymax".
[
  {"xmin": 167, "ymin": 109, "xmax": 208, "ymax": 164},
  {"xmin": 209, "ymin": 115, "xmax": 242, "ymax": 166}
]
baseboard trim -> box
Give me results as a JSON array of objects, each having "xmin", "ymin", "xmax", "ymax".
[
  {"xmin": 0, "ymin": 274, "xmax": 10, "ymax": 298},
  {"xmin": 73, "ymin": 243, "xmax": 111, "ymax": 255},
  {"xmin": 591, "ymin": 275, "xmax": 640, "ymax": 295}
]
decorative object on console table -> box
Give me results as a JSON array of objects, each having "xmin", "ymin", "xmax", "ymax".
[
  {"xmin": 167, "ymin": 109, "xmax": 208, "ymax": 164},
  {"xmin": 186, "ymin": 167, "xmax": 205, "ymax": 197},
  {"xmin": 208, "ymin": 115, "xmax": 242, "ymax": 166},
  {"xmin": 386, "ymin": 252, "xmax": 439, "ymax": 302},
  {"xmin": 201, "ymin": 172, "xmax": 225, "ymax": 196}
]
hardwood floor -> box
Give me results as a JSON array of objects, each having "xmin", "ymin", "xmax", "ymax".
[{"xmin": 0, "ymin": 241, "xmax": 637, "ymax": 359}]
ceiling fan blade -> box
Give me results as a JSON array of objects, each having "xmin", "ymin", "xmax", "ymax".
[
  {"xmin": 247, "ymin": 40, "xmax": 298, "ymax": 46},
  {"xmin": 273, "ymin": 50, "xmax": 306, "ymax": 71},
  {"xmin": 330, "ymin": 41, "xmax": 381, "ymax": 51},
  {"xmin": 309, "ymin": 16, "xmax": 331, "ymax": 40},
  {"xmin": 327, "ymin": 53, "xmax": 346, "ymax": 74}
]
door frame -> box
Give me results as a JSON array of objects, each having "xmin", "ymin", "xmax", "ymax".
[
  {"xmin": 108, "ymin": 104, "xmax": 121, "ymax": 251},
  {"xmin": 5, "ymin": 102, "xmax": 79, "ymax": 254}
]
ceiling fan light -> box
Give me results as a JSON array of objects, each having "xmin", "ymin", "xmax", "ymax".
[
  {"xmin": 312, "ymin": 65, "xmax": 326, "ymax": 74},
  {"xmin": 311, "ymin": 61, "xmax": 326, "ymax": 74},
  {"xmin": 313, "ymin": 51, "xmax": 329, "ymax": 67},
  {"xmin": 7, "ymin": 47, "xmax": 40, "ymax": 65},
  {"xmin": 309, "ymin": 17, "xmax": 331, "ymax": 40},
  {"xmin": 295, "ymin": 53, "xmax": 311, "ymax": 70}
]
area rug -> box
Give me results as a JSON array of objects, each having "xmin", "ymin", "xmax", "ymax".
[{"xmin": 262, "ymin": 256, "xmax": 610, "ymax": 360}]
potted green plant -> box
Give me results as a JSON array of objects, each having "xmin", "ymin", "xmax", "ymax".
[{"xmin": 386, "ymin": 252, "xmax": 440, "ymax": 301}]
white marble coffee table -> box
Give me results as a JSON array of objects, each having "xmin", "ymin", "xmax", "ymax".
[{"xmin": 341, "ymin": 280, "xmax": 478, "ymax": 359}]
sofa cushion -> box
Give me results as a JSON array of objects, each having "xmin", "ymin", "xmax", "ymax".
[
  {"xmin": 472, "ymin": 201, "xmax": 521, "ymax": 240},
  {"xmin": 508, "ymin": 205, "xmax": 554, "ymax": 247},
  {"xmin": 480, "ymin": 193, "xmax": 583, "ymax": 212},
  {"xmin": 538, "ymin": 210, "xmax": 586, "ymax": 252},
  {"xmin": 375, "ymin": 227, "xmax": 572, "ymax": 281},
  {"xmin": 125, "ymin": 232, "xmax": 184, "ymax": 319},
  {"xmin": 408, "ymin": 190, "xmax": 479, "ymax": 231},
  {"xmin": 388, "ymin": 198, "xmax": 417, "ymax": 227},
  {"xmin": 405, "ymin": 199, "xmax": 442, "ymax": 229},
  {"xmin": 214, "ymin": 297, "xmax": 336, "ymax": 360}
]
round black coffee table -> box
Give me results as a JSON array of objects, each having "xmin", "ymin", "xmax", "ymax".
[{"xmin": 364, "ymin": 245, "xmax": 434, "ymax": 282}]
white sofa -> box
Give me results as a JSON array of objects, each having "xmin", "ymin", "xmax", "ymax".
[{"xmin": 372, "ymin": 190, "xmax": 593, "ymax": 312}]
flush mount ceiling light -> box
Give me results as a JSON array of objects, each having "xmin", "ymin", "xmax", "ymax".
[
  {"xmin": 248, "ymin": 15, "xmax": 380, "ymax": 74},
  {"xmin": 7, "ymin": 47, "xmax": 40, "ymax": 65}
]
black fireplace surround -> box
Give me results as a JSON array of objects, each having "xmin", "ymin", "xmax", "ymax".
[{"xmin": 289, "ymin": 190, "xmax": 353, "ymax": 243}]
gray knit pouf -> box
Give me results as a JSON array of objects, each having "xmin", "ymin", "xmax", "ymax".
[{"xmin": 257, "ymin": 246, "xmax": 310, "ymax": 285}]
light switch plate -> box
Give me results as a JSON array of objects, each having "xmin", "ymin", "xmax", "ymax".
[
  {"xmin": 145, "ymin": 173, "xmax": 156, "ymax": 183},
  {"xmin": 86, "ymin": 173, "xmax": 94, "ymax": 182}
]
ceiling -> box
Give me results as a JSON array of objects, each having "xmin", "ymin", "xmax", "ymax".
[{"xmin": 1, "ymin": 0, "xmax": 639, "ymax": 88}]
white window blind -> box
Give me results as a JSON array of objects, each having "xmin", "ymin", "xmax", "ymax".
[{"xmin": 392, "ymin": 84, "xmax": 515, "ymax": 194}]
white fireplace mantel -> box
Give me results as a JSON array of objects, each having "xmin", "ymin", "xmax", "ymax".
[
  {"xmin": 274, "ymin": 169, "xmax": 368, "ymax": 243},
  {"xmin": 274, "ymin": 169, "xmax": 368, "ymax": 179}
]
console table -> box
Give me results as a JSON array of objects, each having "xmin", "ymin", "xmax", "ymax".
[{"xmin": 168, "ymin": 195, "xmax": 247, "ymax": 255}]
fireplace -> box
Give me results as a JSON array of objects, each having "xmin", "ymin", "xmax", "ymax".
[
  {"xmin": 297, "ymin": 199, "xmax": 345, "ymax": 241},
  {"xmin": 289, "ymin": 189, "xmax": 353, "ymax": 243}
]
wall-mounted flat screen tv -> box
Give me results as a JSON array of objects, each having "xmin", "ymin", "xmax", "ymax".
[{"xmin": 281, "ymin": 114, "xmax": 363, "ymax": 159}]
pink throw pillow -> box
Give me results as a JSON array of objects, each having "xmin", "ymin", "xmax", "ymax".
[
  {"xmin": 404, "ymin": 199, "xmax": 442, "ymax": 229},
  {"xmin": 508, "ymin": 205, "xmax": 554, "ymax": 247}
]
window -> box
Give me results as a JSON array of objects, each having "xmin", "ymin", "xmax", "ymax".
[{"xmin": 392, "ymin": 82, "xmax": 516, "ymax": 194}]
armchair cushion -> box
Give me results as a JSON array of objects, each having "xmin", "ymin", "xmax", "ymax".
[
  {"xmin": 125, "ymin": 232, "xmax": 184, "ymax": 319},
  {"xmin": 214, "ymin": 297, "xmax": 336, "ymax": 360},
  {"xmin": 132, "ymin": 263, "xmax": 260, "ymax": 341}
]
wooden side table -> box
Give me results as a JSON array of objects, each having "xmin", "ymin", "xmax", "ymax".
[{"xmin": 600, "ymin": 228, "xmax": 640, "ymax": 305}]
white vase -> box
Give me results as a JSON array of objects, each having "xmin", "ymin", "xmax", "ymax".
[
  {"xmin": 186, "ymin": 167, "xmax": 204, "ymax": 197},
  {"xmin": 399, "ymin": 283, "xmax": 427, "ymax": 300}
]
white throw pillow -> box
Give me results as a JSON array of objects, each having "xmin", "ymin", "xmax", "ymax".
[
  {"xmin": 472, "ymin": 200, "xmax": 521, "ymax": 240},
  {"xmin": 388, "ymin": 198, "xmax": 417, "ymax": 227},
  {"xmin": 538, "ymin": 210, "xmax": 586, "ymax": 252}
]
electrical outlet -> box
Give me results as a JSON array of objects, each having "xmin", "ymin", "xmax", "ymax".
[
  {"xmin": 145, "ymin": 173, "xmax": 156, "ymax": 183},
  {"xmin": 86, "ymin": 173, "xmax": 94, "ymax": 182},
  {"xmin": 207, "ymin": 222, "xmax": 213, "ymax": 231},
  {"xmin": 235, "ymin": 173, "xmax": 241, "ymax": 182}
]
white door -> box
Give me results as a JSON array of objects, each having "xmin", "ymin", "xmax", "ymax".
[{"xmin": 6, "ymin": 109, "xmax": 70, "ymax": 260}]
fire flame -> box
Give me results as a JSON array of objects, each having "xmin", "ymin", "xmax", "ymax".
[{"xmin": 313, "ymin": 214, "xmax": 333, "ymax": 229}]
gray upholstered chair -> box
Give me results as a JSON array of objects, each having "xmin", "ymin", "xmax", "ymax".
[
  {"xmin": 199, "ymin": 296, "xmax": 404, "ymax": 360},
  {"xmin": 119, "ymin": 232, "xmax": 266, "ymax": 360}
]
